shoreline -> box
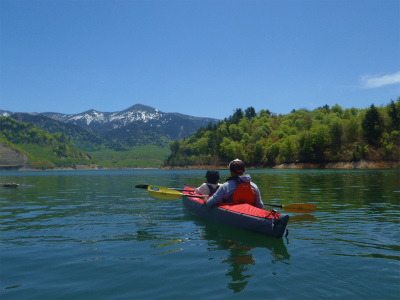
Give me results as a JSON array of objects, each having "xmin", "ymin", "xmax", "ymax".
[
  {"xmin": 2, "ymin": 159, "xmax": 399, "ymax": 171},
  {"xmin": 272, "ymin": 159, "xmax": 400, "ymax": 169},
  {"xmin": 160, "ymin": 159, "xmax": 400, "ymax": 170}
]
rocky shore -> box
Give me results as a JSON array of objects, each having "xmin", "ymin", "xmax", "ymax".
[
  {"xmin": 1, "ymin": 141, "xmax": 399, "ymax": 171},
  {"xmin": 273, "ymin": 159, "xmax": 400, "ymax": 169},
  {"xmin": 162, "ymin": 160, "xmax": 400, "ymax": 170},
  {"xmin": 0, "ymin": 142, "xmax": 28, "ymax": 170}
]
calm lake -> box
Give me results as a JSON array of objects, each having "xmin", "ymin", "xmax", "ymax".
[{"xmin": 1, "ymin": 169, "xmax": 399, "ymax": 299}]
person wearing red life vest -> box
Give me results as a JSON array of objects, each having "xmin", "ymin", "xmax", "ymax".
[{"xmin": 202, "ymin": 159, "xmax": 263, "ymax": 209}]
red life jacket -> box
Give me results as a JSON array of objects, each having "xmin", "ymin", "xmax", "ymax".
[{"xmin": 232, "ymin": 182, "xmax": 255, "ymax": 205}]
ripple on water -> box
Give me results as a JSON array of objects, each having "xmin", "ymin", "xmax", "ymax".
[{"xmin": 1, "ymin": 169, "xmax": 399, "ymax": 300}]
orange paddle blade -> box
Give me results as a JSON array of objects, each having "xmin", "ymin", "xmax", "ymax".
[{"xmin": 282, "ymin": 203, "xmax": 317, "ymax": 213}]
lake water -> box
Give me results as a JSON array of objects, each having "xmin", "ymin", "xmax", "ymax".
[{"xmin": 1, "ymin": 169, "xmax": 399, "ymax": 299}]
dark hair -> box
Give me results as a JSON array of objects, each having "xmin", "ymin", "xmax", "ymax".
[
  {"xmin": 229, "ymin": 159, "xmax": 245, "ymax": 174},
  {"xmin": 205, "ymin": 170, "xmax": 220, "ymax": 184}
]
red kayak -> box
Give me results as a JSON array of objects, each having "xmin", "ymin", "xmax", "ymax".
[{"xmin": 182, "ymin": 186, "xmax": 289, "ymax": 238}]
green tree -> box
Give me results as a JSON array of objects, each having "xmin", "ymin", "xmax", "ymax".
[
  {"xmin": 279, "ymin": 135, "xmax": 299, "ymax": 162},
  {"xmin": 245, "ymin": 106, "xmax": 256, "ymax": 119},
  {"xmin": 331, "ymin": 104, "xmax": 344, "ymax": 117},
  {"xmin": 330, "ymin": 117, "xmax": 343, "ymax": 148},
  {"xmin": 387, "ymin": 99, "xmax": 400, "ymax": 130},
  {"xmin": 259, "ymin": 109, "xmax": 271, "ymax": 117},
  {"xmin": 218, "ymin": 124, "xmax": 229, "ymax": 137},
  {"xmin": 362, "ymin": 104, "xmax": 383, "ymax": 145},
  {"xmin": 170, "ymin": 140, "xmax": 180, "ymax": 154},
  {"xmin": 220, "ymin": 138, "xmax": 245, "ymax": 161},
  {"xmin": 265, "ymin": 141, "xmax": 280, "ymax": 164},
  {"xmin": 229, "ymin": 124, "xmax": 244, "ymax": 141},
  {"xmin": 254, "ymin": 140, "xmax": 264, "ymax": 163},
  {"xmin": 193, "ymin": 137, "xmax": 209, "ymax": 155},
  {"xmin": 298, "ymin": 130, "xmax": 313, "ymax": 160},
  {"xmin": 344, "ymin": 116, "xmax": 360, "ymax": 143},
  {"xmin": 312, "ymin": 124, "xmax": 331, "ymax": 160},
  {"xmin": 252, "ymin": 126, "xmax": 268, "ymax": 142},
  {"xmin": 229, "ymin": 108, "xmax": 244, "ymax": 124}
]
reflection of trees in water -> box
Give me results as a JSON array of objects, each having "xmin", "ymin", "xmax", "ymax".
[
  {"xmin": 132, "ymin": 213, "xmax": 315, "ymax": 293},
  {"xmin": 197, "ymin": 219, "xmax": 291, "ymax": 293},
  {"xmin": 289, "ymin": 214, "xmax": 317, "ymax": 223},
  {"xmin": 220, "ymin": 240, "xmax": 255, "ymax": 293}
]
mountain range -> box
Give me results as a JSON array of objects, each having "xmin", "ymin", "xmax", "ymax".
[{"xmin": 1, "ymin": 104, "xmax": 220, "ymax": 151}]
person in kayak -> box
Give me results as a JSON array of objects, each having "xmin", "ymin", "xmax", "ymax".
[
  {"xmin": 195, "ymin": 169, "xmax": 221, "ymax": 196},
  {"xmin": 202, "ymin": 159, "xmax": 263, "ymax": 209}
]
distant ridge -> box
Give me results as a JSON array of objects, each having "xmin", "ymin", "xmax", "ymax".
[{"xmin": 2, "ymin": 104, "xmax": 220, "ymax": 148}]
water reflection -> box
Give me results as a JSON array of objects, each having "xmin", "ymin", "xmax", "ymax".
[
  {"xmin": 2, "ymin": 169, "xmax": 399, "ymax": 299},
  {"xmin": 251, "ymin": 169, "xmax": 400, "ymax": 216},
  {"xmin": 188, "ymin": 216, "xmax": 290, "ymax": 293},
  {"xmin": 150, "ymin": 238, "xmax": 184, "ymax": 256},
  {"xmin": 289, "ymin": 214, "xmax": 317, "ymax": 223}
]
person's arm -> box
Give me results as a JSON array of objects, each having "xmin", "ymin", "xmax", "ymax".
[
  {"xmin": 252, "ymin": 183, "xmax": 264, "ymax": 209},
  {"xmin": 195, "ymin": 183, "xmax": 209, "ymax": 195},
  {"xmin": 203, "ymin": 184, "xmax": 226, "ymax": 207}
]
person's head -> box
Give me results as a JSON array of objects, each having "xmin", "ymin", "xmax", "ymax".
[
  {"xmin": 229, "ymin": 159, "xmax": 245, "ymax": 176},
  {"xmin": 205, "ymin": 169, "xmax": 220, "ymax": 184}
]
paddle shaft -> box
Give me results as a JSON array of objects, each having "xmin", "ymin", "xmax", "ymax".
[
  {"xmin": 136, "ymin": 185, "xmax": 186, "ymax": 191},
  {"xmin": 264, "ymin": 203, "xmax": 283, "ymax": 208},
  {"xmin": 183, "ymin": 194, "xmax": 203, "ymax": 198},
  {"xmin": 136, "ymin": 185, "xmax": 316, "ymax": 213}
]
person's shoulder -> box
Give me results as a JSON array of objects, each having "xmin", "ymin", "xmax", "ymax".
[
  {"xmin": 209, "ymin": 183, "xmax": 220, "ymax": 187},
  {"xmin": 250, "ymin": 181, "xmax": 260, "ymax": 190},
  {"xmin": 219, "ymin": 181, "xmax": 230, "ymax": 189},
  {"xmin": 239, "ymin": 174, "xmax": 252, "ymax": 182}
]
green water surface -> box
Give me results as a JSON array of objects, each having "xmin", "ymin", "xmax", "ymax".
[{"xmin": 1, "ymin": 169, "xmax": 399, "ymax": 299}]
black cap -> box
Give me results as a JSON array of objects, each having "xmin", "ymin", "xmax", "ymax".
[
  {"xmin": 229, "ymin": 159, "xmax": 245, "ymax": 174},
  {"xmin": 205, "ymin": 170, "xmax": 220, "ymax": 184}
]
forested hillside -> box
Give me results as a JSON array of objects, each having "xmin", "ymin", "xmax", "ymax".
[
  {"xmin": 164, "ymin": 99, "xmax": 400, "ymax": 167},
  {"xmin": 3, "ymin": 104, "xmax": 220, "ymax": 151},
  {"xmin": 0, "ymin": 117, "xmax": 90, "ymax": 169},
  {"xmin": 9, "ymin": 113, "xmax": 108, "ymax": 152}
]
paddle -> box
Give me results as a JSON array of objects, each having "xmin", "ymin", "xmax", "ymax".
[
  {"xmin": 136, "ymin": 185, "xmax": 203, "ymax": 200},
  {"xmin": 264, "ymin": 203, "xmax": 317, "ymax": 214},
  {"xmin": 135, "ymin": 185, "xmax": 186, "ymax": 191},
  {"xmin": 135, "ymin": 185, "xmax": 316, "ymax": 213}
]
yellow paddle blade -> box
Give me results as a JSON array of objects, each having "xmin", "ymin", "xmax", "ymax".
[
  {"xmin": 282, "ymin": 203, "xmax": 317, "ymax": 213},
  {"xmin": 147, "ymin": 185, "xmax": 183, "ymax": 200}
]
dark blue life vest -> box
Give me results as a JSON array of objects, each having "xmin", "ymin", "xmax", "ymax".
[{"xmin": 207, "ymin": 184, "xmax": 219, "ymax": 196}]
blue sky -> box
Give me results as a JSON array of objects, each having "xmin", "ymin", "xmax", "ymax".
[{"xmin": 1, "ymin": 0, "xmax": 399, "ymax": 120}]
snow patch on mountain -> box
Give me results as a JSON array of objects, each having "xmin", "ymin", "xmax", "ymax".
[{"xmin": 1, "ymin": 104, "xmax": 220, "ymax": 141}]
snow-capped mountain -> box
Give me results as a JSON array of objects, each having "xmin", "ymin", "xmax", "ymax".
[
  {"xmin": 42, "ymin": 104, "xmax": 162, "ymax": 128},
  {"xmin": 40, "ymin": 104, "xmax": 219, "ymax": 139},
  {"xmin": 1, "ymin": 104, "xmax": 220, "ymax": 148},
  {"xmin": 43, "ymin": 104, "xmax": 215, "ymax": 130}
]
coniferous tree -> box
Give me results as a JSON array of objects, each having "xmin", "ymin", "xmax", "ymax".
[
  {"xmin": 362, "ymin": 104, "xmax": 383, "ymax": 145},
  {"xmin": 387, "ymin": 99, "xmax": 400, "ymax": 130},
  {"xmin": 245, "ymin": 107, "xmax": 256, "ymax": 119}
]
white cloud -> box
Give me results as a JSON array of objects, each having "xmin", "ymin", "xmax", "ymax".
[{"xmin": 361, "ymin": 72, "xmax": 400, "ymax": 88}]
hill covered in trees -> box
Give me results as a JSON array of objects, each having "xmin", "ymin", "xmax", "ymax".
[
  {"xmin": 0, "ymin": 117, "xmax": 90, "ymax": 169},
  {"xmin": 9, "ymin": 113, "xmax": 108, "ymax": 152},
  {"xmin": 164, "ymin": 99, "xmax": 400, "ymax": 168},
  {"xmin": 0, "ymin": 105, "xmax": 220, "ymax": 169}
]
